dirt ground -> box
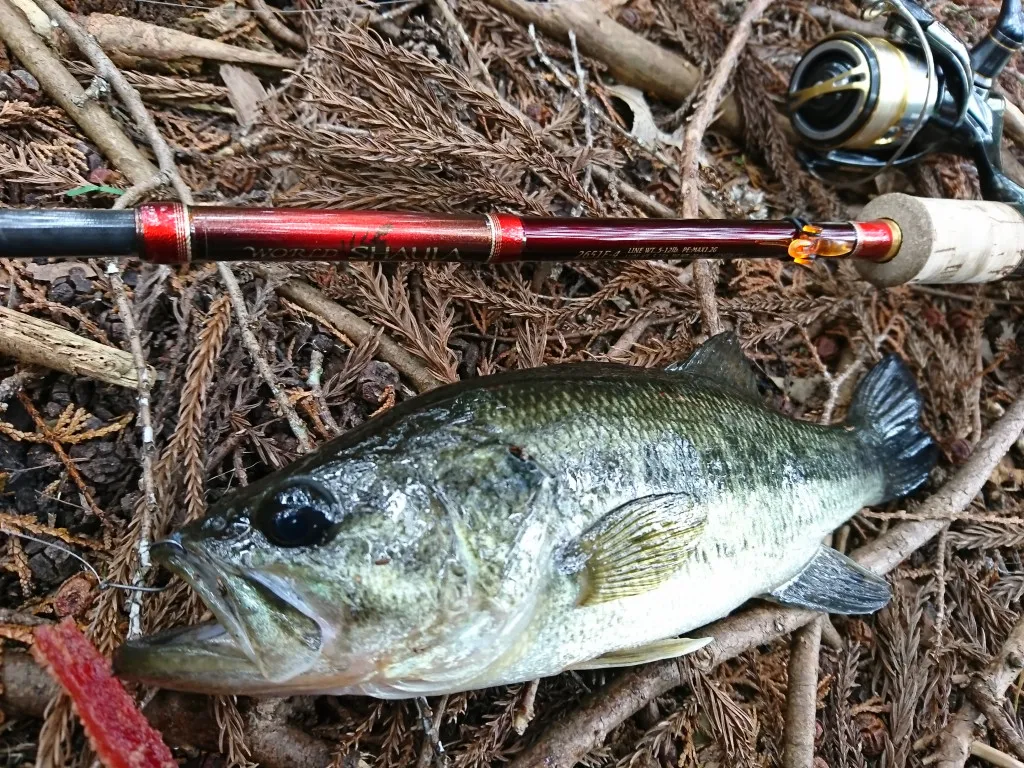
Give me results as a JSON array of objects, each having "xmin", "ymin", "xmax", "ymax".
[{"xmin": 1, "ymin": 0, "xmax": 1023, "ymax": 765}]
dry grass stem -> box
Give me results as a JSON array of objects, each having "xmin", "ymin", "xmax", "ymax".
[
  {"xmin": 433, "ymin": 0, "xmax": 496, "ymax": 91},
  {"xmin": 274, "ymin": 277, "xmax": 445, "ymax": 393},
  {"xmin": 679, "ymin": 0, "xmax": 774, "ymax": 336},
  {"xmin": 102, "ymin": 262, "xmax": 158, "ymax": 640}
]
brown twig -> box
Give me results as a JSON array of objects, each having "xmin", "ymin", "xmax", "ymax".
[
  {"xmin": 248, "ymin": 0, "xmax": 306, "ymax": 50},
  {"xmin": 273, "ymin": 277, "xmax": 445, "ymax": 393},
  {"xmin": 807, "ymin": 6, "xmax": 884, "ymax": 35},
  {"xmin": 433, "ymin": 0, "xmax": 495, "ymax": 91},
  {"xmin": 679, "ymin": 0, "xmax": 772, "ymax": 335},
  {"xmin": 219, "ymin": 268, "xmax": 314, "ymax": 452},
  {"xmin": 112, "ymin": 170, "xmax": 171, "ymax": 209},
  {"xmin": 414, "ymin": 695, "xmax": 449, "ymax": 768},
  {"xmin": 783, "ymin": 620, "xmax": 823, "ymax": 768},
  {"xmin": 928, "ymin": 615, "xmax": 1024, "ymax": 767},
  {"xmin": 507, "ymin": 393, "xmax": 1024, "ymax": 768},
  {"xmin": 607, "ymin": 300, "xmax": 669, "ymax": 361},
  {"xmin": 0, "ymin": 0, "xmax": 155, "ymax": 184}
]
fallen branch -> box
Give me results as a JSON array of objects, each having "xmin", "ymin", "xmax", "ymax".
[
  {"xmin": 0, "ymin": 306, "xmax": 153, "ymax": 389},
  {"xmin": 782, "ymin": 620, "xmax": 822, "ymax": 768},
  {"xmin": 971, "ymin": 742, "xmax": 1024, "ymax": 768},
  {"xmin": 928, "ymin": 614, "xmax": 1024, "ymax": 768},
  {"xmin": 0, "ymin": 651, "xmax": 333, "ymax": 768},
  {"xmin": 0, "ymin": 0, "xmax": 156, "ymax": 185},
  {"xmin": 82, "ymin": 11, "xmax": 298, "ymax": 68},
  {"xmin": 507, "ymin": 393, "xmax": 1024, "ymax": 768},
  {"xmin": 481, "ymin": 0, "xmax": 742, "ymax": 137},
  {"xmin": 247, "ymin": 0, "xmax": 306, "ymax": 51},
  {"xmin": 273, "ymin": 278, "xmax": 444, "ymax": 393}
]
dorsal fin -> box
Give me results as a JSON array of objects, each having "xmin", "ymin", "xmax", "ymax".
[{"xmin": 665, "ymin": 332, "xmax": 761, "ymax": 400}]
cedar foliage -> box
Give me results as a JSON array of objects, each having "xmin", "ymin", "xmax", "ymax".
[{"xmin": 0, "ymin": 0, "xmax": 1022, "ymax": 766}]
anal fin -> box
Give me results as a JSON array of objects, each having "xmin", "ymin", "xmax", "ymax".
[
  {"xmin": 569, "ymin": 636, "xmax": 713, "ymax": 671},
  {"xmin": 768, "ymin": 546, "xmax": 891, "ymax": 614}
]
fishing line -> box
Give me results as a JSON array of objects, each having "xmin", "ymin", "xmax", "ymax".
[
  {"xmin": 3, "ymin": 530, "xmax": 168, "ymax": 594},
  {"xmin": 133, "ymin": 0, "xmax": 584, "ymax": 15}
]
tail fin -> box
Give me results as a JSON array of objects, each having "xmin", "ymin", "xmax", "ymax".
[{"xmin": 847, "ymin": 354, "xmax": 938, "ymax": 503}]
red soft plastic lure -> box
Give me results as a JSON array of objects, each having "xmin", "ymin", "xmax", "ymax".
[{"xmin": 32, "ymin": 618, "xmax": 176, "ymax": 768}]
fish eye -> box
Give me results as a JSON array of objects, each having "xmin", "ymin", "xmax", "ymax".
[{"xmin": 254, "ymin": 480, "xmax": 335, "ymax": 548}]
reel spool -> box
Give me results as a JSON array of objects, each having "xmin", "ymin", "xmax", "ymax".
[
  {"xmin": 788, "ymin": 33, "xmax": 937, "ymax": 152},
  {"xmin": 787, "ymin": 0, "xmax": 1024, "ymax": 214}
]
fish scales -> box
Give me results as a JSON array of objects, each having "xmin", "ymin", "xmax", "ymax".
[{"xmin": 113, "ymin": 334, "xmax": 936, "ymax": 697}]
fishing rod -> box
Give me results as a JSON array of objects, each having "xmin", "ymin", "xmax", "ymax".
[
  {"xmin": 0, "ymin": 194, "xmax": 1022, "ymax": 286},
  {"xmin": 4, "ymin": 0, "xmax": 1024, "ymax": 288}
]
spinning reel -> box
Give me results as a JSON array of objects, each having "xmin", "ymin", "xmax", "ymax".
[{"xmin": 787, "ymin": 0, "xmax": 1024, "ymax": 213}]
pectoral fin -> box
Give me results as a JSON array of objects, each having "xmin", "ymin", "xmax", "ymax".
[
  {"xmin": 768, "ymin": 546, "xmax": 891, "ymax": 614},
  {"xmin": 569, "ymin": 636, "xmax": 713, "ymax": 670},
  {"xmin": 560, "ymin": 493, "xmax": 707, "ymax": 607}
]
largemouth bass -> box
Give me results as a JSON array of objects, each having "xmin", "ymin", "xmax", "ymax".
[{"xmin": 113, "ymin": 333, "xmax": 936, "ymax": 697}]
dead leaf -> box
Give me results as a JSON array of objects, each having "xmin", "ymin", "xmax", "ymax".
[
  {"xmin": 0, "ymin": 624, "xmax": 35, "ymax": 645},
  {"xmin": 220, "ymin": 64, "xmax": 268, "ymax": 129},
  {"xmin": 605, "ymin": 84, "xmax": 684, "ymax": 150},
  {"xmin": 201, "ymin": 0, "xmax": 253, "ymax": 35},
  {"xmin": 25, "ymin": 262, "xmax": 98, "ymax": 283},
  {"xmin": 990, "ymin": 455, "xmax": 1024, "ymax": 490},
  {"xmin": 53, "ymin": 572, "xmax": 98, "ymax": 620}
]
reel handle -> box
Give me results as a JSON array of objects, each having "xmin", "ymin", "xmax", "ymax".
[{"xmin": 853, "ymin": 193, "xmax": 1024, "ymax": 285}]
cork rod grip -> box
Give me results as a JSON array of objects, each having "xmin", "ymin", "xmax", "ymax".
[{"xmin": 853, "ymin": 193, "xmax": 1024, "ymax": 286}]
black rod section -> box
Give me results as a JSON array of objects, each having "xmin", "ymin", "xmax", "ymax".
[{"xmin": 0, "ymin": 209, "xmax": 137, "ymax": 259}]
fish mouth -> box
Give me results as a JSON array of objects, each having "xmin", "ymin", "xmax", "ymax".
[
  {"xmin": 113, "ymin": 536, "xmax": 325, "ymax": 693},
  {"xmin": 155, "ymin": 537, "xmax": 263, "ymax": 666}
]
